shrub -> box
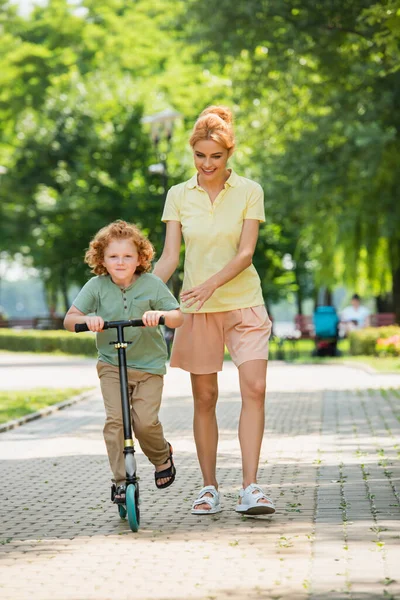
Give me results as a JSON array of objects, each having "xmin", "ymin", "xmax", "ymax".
[
  {"xmin": 0, "ymin": 329, "xmax": 97, "ymax": 356},
  {"xmin": 376, "ymin": 334, "xmax": 400, "ymax": 357},
  {"xmin": 349, "ymin": 326, "xmax": 400, "ymax": 356}
]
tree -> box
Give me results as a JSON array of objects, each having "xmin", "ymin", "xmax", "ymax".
[
  {"xmin": 186, "ymin": 0, "xmax": 400, "ymax": 320},
  {"xmin": 0, "ymin": 0, "xmax": 220, "ymax": 309}
]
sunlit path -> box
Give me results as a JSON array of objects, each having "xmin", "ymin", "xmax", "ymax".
[{"xmin": 0, "ymin": 361, "xmax": 399, "ymax": 599}]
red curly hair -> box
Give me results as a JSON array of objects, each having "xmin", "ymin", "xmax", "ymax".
[{"xmin": 85, "ymin": 220, "xmax": 155, "ymax": 276}]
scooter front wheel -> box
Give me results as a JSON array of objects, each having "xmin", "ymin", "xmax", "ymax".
[
  {"xmin": 118, "ymin": 504, "xmax": 127, "ymax": 519},
  {"xmin": 126, "ymin": 483, "xmax": 140, "ymax": 532}
]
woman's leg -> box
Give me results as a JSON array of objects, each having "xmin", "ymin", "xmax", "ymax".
[
  {"xmin": 238, "ymin": 359, "xmax": 268, "ymax": 489},
  {"xmin": 191, "ymin": 372, "xmax": 219, "ymax": 510}
]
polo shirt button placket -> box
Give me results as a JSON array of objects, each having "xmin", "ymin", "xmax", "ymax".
[{"xmin": 122, "ymin": 289, "xmax": 128, "ymax": 311}]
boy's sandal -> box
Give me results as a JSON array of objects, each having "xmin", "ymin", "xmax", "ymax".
[
  {"xmin": 155, "ymin": 443, "xmax": 176, "ymax": 490},
  {"xmin": 235, "ymin": 483, "xmax": 275, "ymax": 515},
  {"xmin": 191, "ymin": 485, "xmax": 222, "ymax": 514},
  {"xmin": 113, "ymin": 484, "xmax": 126, "ymax": 504}
]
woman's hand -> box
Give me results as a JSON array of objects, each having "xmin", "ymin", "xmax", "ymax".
[
  {"xmin": 84, "ymin": 315, "xmax": 104, "ymax": 332},
  {"xmin": 180, "ymin": 280, "xmax": 217, "ymax": 311},
  {"xmin": 142, "ymin": 310, "xmax": 165, "ymax": 327}
]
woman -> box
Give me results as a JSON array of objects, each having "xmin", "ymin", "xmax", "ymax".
[{"xmin": 153, "ymin": 105, "xmax": 275, "ymax": 516}]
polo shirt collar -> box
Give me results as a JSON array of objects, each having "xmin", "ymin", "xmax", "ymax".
[
  {"xmin": 186, "ymin": 169, "xmax": 239, "ymax": 190},
  {"xmin": 225, "ymin": 169, "xmax": 239, "ymax": 187},
  {"xmin": 186, "ymin": 173, "xmax": 199, "ymax": 189},
  {"xmin": 108, "ymin": 274, "xmax": 138, "ymax": 291}
]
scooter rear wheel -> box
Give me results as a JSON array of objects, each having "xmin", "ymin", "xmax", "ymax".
[
  {"xmin": 118, "ymin": 504, "xmax": 127, "ymax": 519},
  {"xmin": 126, "ymin": 483, "xmax": 140, "ymax": 532}
]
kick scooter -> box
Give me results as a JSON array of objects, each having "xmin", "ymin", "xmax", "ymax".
[{"xmin": 75, "ymin": 317, "xmax": 165, "ymax": 532}]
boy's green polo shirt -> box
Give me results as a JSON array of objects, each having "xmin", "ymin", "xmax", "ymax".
[{"xmin": 73, "ymin": 273, "xmax": 180, "ymax": 374}]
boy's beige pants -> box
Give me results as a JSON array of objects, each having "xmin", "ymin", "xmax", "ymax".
[{"xmin": 97, "ymin": 361, "xmax": 170, "ymax": 487}]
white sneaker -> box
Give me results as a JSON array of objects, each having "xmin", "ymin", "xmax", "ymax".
[{"xmin": 235, "ymin": 483, "xmax": 275, "ymax": 515}]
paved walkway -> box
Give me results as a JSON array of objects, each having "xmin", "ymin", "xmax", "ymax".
[{"xmin": 0, "ymin": 359, "xmax": 400, "ymax": 599}]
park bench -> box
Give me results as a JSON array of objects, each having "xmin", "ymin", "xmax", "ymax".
[
  {"xmin": 0, "ymin": 316, "xmax": 64, "ymax": 330},
  {"xmin": 369, "ymin": 313, "xmax": 396, "ymax": 327},
  {"xmin": 32, "ymin": 316, "xmax": 64, "ymax": 330},
  {"xmin": 0, "ymin": 318, "xmax": 34, "ymax": 328},
  {"xmin": 293, "ymin": 312, "xmax": 397, "ymax": 337},
  {"xmin": 294, "ymin": 314, "xmax": 314, "ymax": 339}
]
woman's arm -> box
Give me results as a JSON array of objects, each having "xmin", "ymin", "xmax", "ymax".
[
  {"xmin": 181, "ymin": 219, "xmax": 260, "ymax": 311},
  {"xmin": 153, "ymin": 221, "xmax": 182, "ymax": 283}
]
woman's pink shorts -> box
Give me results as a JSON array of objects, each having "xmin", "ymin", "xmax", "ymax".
[{"xmin": 170, "ymin": 305, "xmax": 272, "ymax": 374}]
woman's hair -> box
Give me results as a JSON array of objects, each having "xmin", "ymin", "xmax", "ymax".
[
  {"xmin": 189, "ymin": 105, "xmax": 235, "ymax": 150},
  {"xmin": 85, "ymin": 220, "xmax": 155, "ymax": 276}
]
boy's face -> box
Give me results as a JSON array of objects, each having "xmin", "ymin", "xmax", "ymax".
[{"xmin": 103, "ymin": 238, "xmax": 141, "ymax": 284}]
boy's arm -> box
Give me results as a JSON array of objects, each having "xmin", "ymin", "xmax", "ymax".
[
  {"xmin": 64, "ymin": 305, "xmax": 104, "ymax": 333},
  {"xmin": 142, "ymin": 308, "xmax": 183, "ymax": 329}
]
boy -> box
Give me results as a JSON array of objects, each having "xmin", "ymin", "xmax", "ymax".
[{"xmin": 64, "ymin": 220, "xmax": 183, "ymax": 502}]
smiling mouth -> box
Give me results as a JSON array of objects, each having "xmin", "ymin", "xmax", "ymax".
[{"xmin": 202, "ymin": 168, "xmax": 216, "ymax": 174}]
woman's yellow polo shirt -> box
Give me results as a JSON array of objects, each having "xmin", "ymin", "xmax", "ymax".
[{"xmin": 161, "ymin": 169, "xmax": 265, "ymax": 313}]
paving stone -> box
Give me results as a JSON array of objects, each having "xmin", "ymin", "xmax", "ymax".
[{"xmin": 0, "ymin": 361, "xmax": 400, "ymax": 599}]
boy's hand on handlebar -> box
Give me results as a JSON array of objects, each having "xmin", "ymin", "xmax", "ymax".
[
  {"xmin": 142, "ymin": 310, "xmax": 164, "ymax": 327},
  {"xmin": 84, "ymin": 316, "xmax": 104, "ymax": 332}
]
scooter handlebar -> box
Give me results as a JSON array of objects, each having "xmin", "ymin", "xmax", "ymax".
[
  {"xmin": 75, "ymin": 316, "xmax": 165, "ymax": 333},
  {"xmin": 75, "ymin": 323, "xmax": 91, "ymax": 332}
]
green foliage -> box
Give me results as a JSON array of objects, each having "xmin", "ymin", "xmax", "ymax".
[
  {"xmin": 185, "ymin": 0, "xmax": 400, "ymax": 316},
  {"xmin": 349, "ymin": 326, "xmax": 400, "ymax": 356},
  {"xmin": 0, "ymin": 328, "xmax": 97, "ymax": 355},
  {"xmin": 0, "ymin": 0, "xmax": 212, "ymax": 308},
  {"xmin": 0, "ymin": 0, "xmax": 317, "ymax": 312},
  {"xmin": 1, "ymin": 76, "xmax": 157, "ymax": 298},
  {"xmin": 2, "ymin": 0, "xmax": 400, "ymax": 318}
]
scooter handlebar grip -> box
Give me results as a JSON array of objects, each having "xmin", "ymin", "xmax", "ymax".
[
  {"xmin": 129, "ymin": 317, "xmax": 165, "ymax": 326},
  {"xmin": 75, "ymin": 323, "xmax": 89, "ymax": 333}
]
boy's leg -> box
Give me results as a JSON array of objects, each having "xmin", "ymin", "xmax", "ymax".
[
  {"xmin": 97, "ymin": 362, "xmax": 126, "ymax": 488},
  {"xmin": 128, "ymin": 370, "xmax": 170, "ymax": 467}
]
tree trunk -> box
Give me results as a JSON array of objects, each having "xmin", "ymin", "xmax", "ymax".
[
  {"xmin": 393, "ymin": 265, "xmax": 400, "ymax": 324},
  {"xmin": 320, "ymin": 287, "xmax": 333, "ymax": 306},
  {"xmin": 294, "ymin": 267, "xmax": 303, "ymax": 315},
  {"xmin": 313, "ymin": 287, "xmax": 319, "ymax": 307},
  {"xmin": 60, "ymin": 271, "xmax": 69, "ymax": 314},
  {"xmin": 44, "ymin": 280, "xmax": 57, "ymax": 316},
  {"xmin": 375, "ymin": 293, "xmax": 393, "ymax": 313},
  {"xmin": 389, "ymin": 238, "xmax": 400, "ymax": 324}
]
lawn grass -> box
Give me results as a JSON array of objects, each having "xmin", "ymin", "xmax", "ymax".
[
  {"xmin": 305, "ymin": 355, "xmax": 400, "ymax": 373},
  {"xmin": 268, "ymin": 337, "xmax": 400, "ymax": 373},
  {"xmin": 224, "ymin": 337, "xmax": 399, "ymax": 373},
  {"xmin": 0, "ymin": 387, "xmax": 93, "ymax": 424}
]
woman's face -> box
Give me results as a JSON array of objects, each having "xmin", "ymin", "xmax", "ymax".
[{"xmin": 193, "ymin": 139, "xmax": 231, "ymax": 182}]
